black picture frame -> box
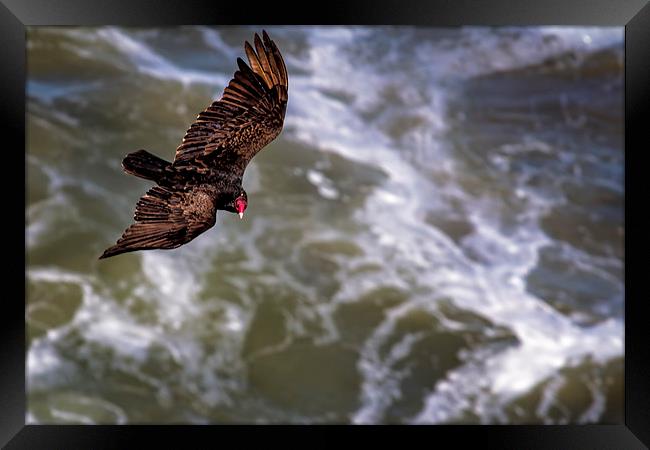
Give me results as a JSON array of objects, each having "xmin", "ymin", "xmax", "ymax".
[{"xmin": 3, "ymin": 0, "xmax": 648, "ymax": 447}]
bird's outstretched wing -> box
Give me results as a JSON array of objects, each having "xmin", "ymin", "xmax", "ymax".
[
  {"xmin": 99, "ymin": 186, "xmax": 217, "ymax": 259},
  {"xmin": 173, "ymin": 30, "xmax": 288, "ymax": 177}
]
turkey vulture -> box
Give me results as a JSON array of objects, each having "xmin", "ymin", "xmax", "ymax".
[{"xmin": 99, "ymin": 30, "xmax": 288, "ymax": 259}]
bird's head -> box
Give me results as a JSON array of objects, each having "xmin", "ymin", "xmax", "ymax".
[{"xmin": 224, "ymin": 189, "xmax": 248, "ymax": 219}]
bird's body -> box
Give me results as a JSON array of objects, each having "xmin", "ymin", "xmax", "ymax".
[{"xmin": 100, "ymin": 31, "xmax": 288, "ymax": 259}]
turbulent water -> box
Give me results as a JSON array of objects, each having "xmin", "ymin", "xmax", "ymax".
[{"xmin": 26, "ymin": 26, "xmax": 624, "ymax": 424}]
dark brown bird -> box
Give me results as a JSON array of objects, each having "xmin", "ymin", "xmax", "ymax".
[{"xmin": 99, "ymin": 31, "xmax": 288, "ymax": 259}]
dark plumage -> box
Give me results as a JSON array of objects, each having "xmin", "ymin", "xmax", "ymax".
[{"xmin": 100, "ymin": 30, "xmax": 288, "ymax": 259}]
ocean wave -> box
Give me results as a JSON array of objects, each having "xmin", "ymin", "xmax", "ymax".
[{"xmin": 27, "ymin": 26, "xmax": 623, "ymax": 424}]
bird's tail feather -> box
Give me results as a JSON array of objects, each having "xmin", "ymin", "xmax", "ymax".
[{"xmin": 122, "ymin": 149, "xmax": 171, "ymax": 182}]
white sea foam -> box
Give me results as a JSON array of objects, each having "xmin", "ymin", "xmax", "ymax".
[
  {"xmin": 96, "ymin": 27, "xmax": 229, "ymax": 87},
  {"xmin": 279, "ymin": 26, "xmax": 623, "ymax": 424},
  {"xmin": 199, "ymin": 26, "xmax": 239, "ymax": 59}
]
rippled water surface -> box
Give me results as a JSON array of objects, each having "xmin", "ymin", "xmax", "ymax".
[{"xmin": 26, "ymin": 26, "xmax": 624, "ymax": 424}]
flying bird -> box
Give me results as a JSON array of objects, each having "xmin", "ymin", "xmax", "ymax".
[{"xmin": 99, "ymin": 31, "xmax": 288, "ymax": 259}]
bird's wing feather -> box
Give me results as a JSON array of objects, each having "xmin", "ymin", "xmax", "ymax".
[
  {"xmin": 173, "ymin": 31, "xmax": 288, "ymax": 177},
  {"xmin": 100, "ymin": 186, "xmax": 217, "ymax": 259}
]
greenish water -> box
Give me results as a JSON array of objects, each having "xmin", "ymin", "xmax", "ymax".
[{"xmin": 27, "ymin": 26, "xmax": 623, "ymax": 424}]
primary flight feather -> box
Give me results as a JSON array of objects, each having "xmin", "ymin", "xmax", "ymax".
[{"xmin": 100, "ymin": 30, "xmax": 288, "ymax": 259}]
